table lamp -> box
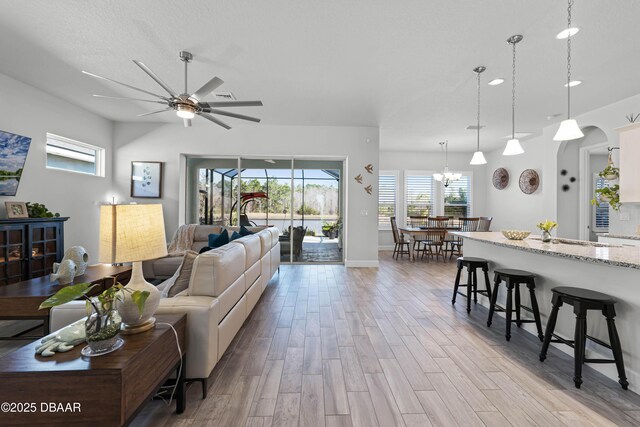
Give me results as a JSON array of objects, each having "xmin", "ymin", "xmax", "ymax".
[{"xmin": 99, "ymin": 204, "xmax": 168, "ymax": 334}]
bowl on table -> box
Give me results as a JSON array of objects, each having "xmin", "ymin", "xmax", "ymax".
[{"xmin": 501, "ymin": 230, "xmax": 531, "ymax": 240}]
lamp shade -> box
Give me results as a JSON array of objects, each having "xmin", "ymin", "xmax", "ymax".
[
  {"xmin": 99, "ymin": 204, "xmax": 168, "ymax": 264},
  {"xmin": 470, "ymin": 151, "xmax": 487, "ymax": 165},
  {"xmin": 553, "ymin": 119, "xmax": 584, "ymax": 141},
  {"xmin": 503, "ymin": 139, "xmax": 524, "ymax": 156}
]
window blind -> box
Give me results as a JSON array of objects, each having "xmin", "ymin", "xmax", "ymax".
[
  {"xmin": 378, "ymin": 173, "xmax": 397, "ymax": 228},
  {"xmin": 594, "ymin": 177, "xmax": 609, "ymax": 230},
  {"xmin": 406, "ymin": 174, "xmax": 434, "ymax": 221}
]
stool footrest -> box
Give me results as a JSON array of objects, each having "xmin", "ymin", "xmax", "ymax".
[
  {"xmin": 584, "ymin": 358, "xmax": 616, "ymax": 364},
  {"xmin": 520, "ymin": 306, "xmax": 534, "ymax": 314},
  {"xmin": 550, "ymin": 334, "xmax": 575, "ymax": 348},
  {"xmin": 586, "ymin": 334, "xmax": 612, "ymax": 350}
]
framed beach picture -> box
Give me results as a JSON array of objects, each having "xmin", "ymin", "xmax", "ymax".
[
  {"xmin": 131, "ymin": 161, "xmax": 163, "ymax": 198},
  {"xmin": 0, "ymin": 130, "xmax": 32, "ymax": 196},
  {"xmin": 5, "ymin": 201, "xmax": 28, "ymax": 218}
]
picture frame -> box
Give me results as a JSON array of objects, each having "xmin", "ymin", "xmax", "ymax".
[
  {"xmin": 131, "ymin": 161, "xmax": 163, "ymax": 198},
  {"xmin": 5, "ymin": 201, "xmax": 28, "ymax": 219}
]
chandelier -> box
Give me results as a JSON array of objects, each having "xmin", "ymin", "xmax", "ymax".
[{"xmin": 433, "ymin": 141, "xmax": 461, "ymax": 187}]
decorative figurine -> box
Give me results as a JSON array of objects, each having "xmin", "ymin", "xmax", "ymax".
[
  {"xmin": 50, "ymin": 259, "xmax": 77, "ymax": 285},
  {"xmin": 35, "ymin": 319, "xmax": 86, "ymax": 357},
  {"xmin": 57, "ymin": 246, "xmax": 89, "ymax": 276}
]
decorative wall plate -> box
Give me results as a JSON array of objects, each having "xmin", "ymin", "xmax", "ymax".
[
  {"xmin": 492, "ymin": 168, "xmax": 509, "ymax": 190},
  {"xmin": 519, "ymin": 169, "xmax": 540, "ymax": 194}
]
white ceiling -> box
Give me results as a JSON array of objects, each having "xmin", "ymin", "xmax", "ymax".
[{"xmin": 0, "ymin": 0, "xmax": 639, "ymax": 152}]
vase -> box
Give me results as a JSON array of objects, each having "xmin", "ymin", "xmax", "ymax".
[
  {"xmin": 541, "ymin": 230, "xmax": 552, "ymax": 242},
  {"xmin": 62, "ymin": 246, "xmax": 89, "ymax": 276},
  {"xmin": 85, "ymin": 302, "xmax": 122, "ymax": 355}
]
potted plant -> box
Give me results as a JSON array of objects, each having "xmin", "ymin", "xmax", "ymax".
[
  {"xmin": 322, "ymin": 221, "xmax": 338, "ymax": 239},
  {"xmin": 536, "ymin": 220, "xmax": 558, "ymax": 242},
  {"xmin": 40, "ymin": 282, "xmax": 149, "ymax": 355},
  {"xmin": 598, "ymin": 164, "xmax": 619, "ymax": 181},
  {"xmin": 592, "ymin": 184, "xmax": 621, "ymax": 211}
]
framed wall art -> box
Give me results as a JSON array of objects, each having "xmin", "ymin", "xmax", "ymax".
[
  {"xmin": 5, "ymin": 201, "xmax": 28, "ymax": 218},
  {"xmin": 131, "ymin": 161, "xmax": 163, "ymax": 198},
  {"xmin": 0, "ymin": 130, "xmax": 32, "ymax": 196}
]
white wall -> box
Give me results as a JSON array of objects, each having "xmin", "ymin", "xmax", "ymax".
[
  {"xmin": 485, "ymin": 92, "xmax": 640, "ymax": 236},
  {"xmin": 378, "ymin": 150, "xmax": 487, "ymax": 248},
  {"xmin": 0, "ymin": 73, "xmax": 113, "ymax": 259},
  {"xmin": 112, "ymin": 122, "xmax": 379, "ymax": 266}
]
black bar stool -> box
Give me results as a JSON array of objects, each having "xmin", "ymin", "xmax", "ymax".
[
  {"xmin": 452, "ymin": 257, "xmax": 492, "ymax": 314},
  {"xmin": 539, "ymin": 287, "xmax": 628, "ymax": 390},
  {"xmin": 487, "ymin": 269, "xmax": 544, "ymax": 342}
]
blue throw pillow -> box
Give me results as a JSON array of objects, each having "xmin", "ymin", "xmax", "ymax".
[
  {"xmin": 230, "ymin": 231, "xmax": 242, "ymax": 241},
  {"xmin": 208, "ymin": 229, "xmax": 229, "ymax": 248},
  {"xmin": 239, "ymin": 225, "xmax": 254, "ymax": 236}
]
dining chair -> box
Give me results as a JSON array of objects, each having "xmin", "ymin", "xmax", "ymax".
[
  {"xmin": 418, "ymin": 228, "xmax": 447, "ymax": 262},
  {"xmin": 390, "ymin": 216, "xmax": 410, "ymax": 260},
  {"xmin": 477, "ymin": 216, "xmax": 493, "ymax": 231},
  {"xmin": 408, "ymin": 215, "xmax": 428, "ymax": 227},
  {"xmin": 450, "ymin": 217, "xmax": 480, "ymax": 259}
]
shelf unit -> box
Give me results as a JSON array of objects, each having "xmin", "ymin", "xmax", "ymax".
[{"xmin": 0, "ymin": 218, "xmax": 68, "ymax": 286}]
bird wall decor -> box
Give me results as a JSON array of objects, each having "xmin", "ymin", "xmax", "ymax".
[
  {"xmin": 354, "ymin": 174, "xmax": 363, "ymax": 184},
  {"xmin": 364, "ymin": 164, "xmax": 373, "ymax": 174},
  {"xmin": 364, "ymin": 185, "xmax": 372, "ymax": 195}
]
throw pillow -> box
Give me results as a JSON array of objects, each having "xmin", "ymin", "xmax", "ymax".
[
  {"xmin": 199, "ymin": 246, "xmax": 213, "ymax": 254},
  {"xmin": 239, "ymin": 225, "xmax": 254, "ymax": 236},
  {"xmin": 168, "ymin": 250, "xmax": 198, "ymax": 297},
  {"xmin": 208, "ymin": 229, "xmax": 229, "ymax": 248},
  {"xmin": 230, "ymin": 231, "xmax": 242, "ymax": 241}
]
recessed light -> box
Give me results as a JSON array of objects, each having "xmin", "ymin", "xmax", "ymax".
[
  {"xmin": 556, "ymin": 27, "xmax": 580, "ymax": 39},
  {"xmin": 564, "ymin": 80, "xmax": 582, "ymax": 87},
  {"xmin": 488, "ymin": 78, "xmax": 504, "ymax": 86}
]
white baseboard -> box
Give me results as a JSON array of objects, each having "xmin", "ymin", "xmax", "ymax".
[
  {"xmin": 345, "ymin": 260, "xmax": 379, "ymax": 268},
  {"xmin": 378, "ymin": 245, "xmax": 395, "ymax": 251}
]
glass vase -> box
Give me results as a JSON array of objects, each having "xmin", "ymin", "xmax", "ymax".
[
  {"xmin": 85, "ymin": 302, "xmax": 122, "ymax": 355},
  {"xmin": 541, "ymin": 230, "xmax": 552, "ymax": 242}
]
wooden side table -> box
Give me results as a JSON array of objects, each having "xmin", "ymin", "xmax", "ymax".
[
  {"xmin": 0, "ymin": 264, "xmax": 132, "ymax": 339},
  {"xmin": 0, "ymin": 313, "xmax": 186, "ymax": 426}
]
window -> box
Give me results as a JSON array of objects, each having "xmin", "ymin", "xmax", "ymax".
[
  {"xmin": 46, "ymin": 133, "xmax": 105, "ymax": 176},
  {"xmin": 593, "ymin": 175, "xmax": 609, "ymax": 230},
  {"xmin": 378, "ymin": 171, "xmax": 398, "ymax": 228},
  {"xmin": 443, "ymin": 175, "xmax": 471, "ymax": 218},
  {"xmin": 405, "ymin": 172, "xmax": 435, "ymax": 223}
]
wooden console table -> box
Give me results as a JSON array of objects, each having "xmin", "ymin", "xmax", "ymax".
[
  {"xmin": 0, "ymin": 264, "xmax": 132, "ymax": 339},
  {"xmin": 0, "ymin": 313, "xmax": 186, "ymax": 426}
]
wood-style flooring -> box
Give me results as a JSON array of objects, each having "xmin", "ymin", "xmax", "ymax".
[{"xmin": 131, "ymin": 251, "xmax": 640, "ymax": 426}]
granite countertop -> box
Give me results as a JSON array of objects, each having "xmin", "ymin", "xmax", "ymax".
[
  {"xmin": 452, "ymin": 232, "xmax": 640, "ymax": 270},
  {"xmin": 601, "ymin": 233, "xmax": 640, "ymax": 241}
]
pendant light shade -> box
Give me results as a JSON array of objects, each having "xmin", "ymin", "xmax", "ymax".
[
  {"xmin": 503, "ymin": 35, "xmax": 524, "ymax": 156},
  {"xmin": 470, "ymin": 151, "xmax": 487, "ymax": 165},
  {"xmin": 503, "ymin": 139, "xmax": 525, "ymax": 156},
  {"xmin": 554, "ymin": 0, "xmax": 583, "ymax": 141},
  {"xmin": 470, "ymin": 66, "xmax": 487, "ymax": 165},
  {"xmin": 554, "ymin": 119, "xmax": 584, "ymax": 141}
]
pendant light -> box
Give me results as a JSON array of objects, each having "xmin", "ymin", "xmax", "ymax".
[
  {"xmin": 553, "ymin": 0, "xmax": 584, "ymax": 141},
  {"xmin": 433, "ymin": 141, "xmax": 461, "ymax": 187},
  {"xmin": 470, "ymin": 66, "xmax": 487, "ymax": 165},
  {"xmin": 503, "ymin": 35, "xmax": 525, "ymax": 156}
]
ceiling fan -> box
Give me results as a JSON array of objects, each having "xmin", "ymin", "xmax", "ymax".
[{"xmin": 82, "ymin": 51, "xmax": 263, "ymax": 129}]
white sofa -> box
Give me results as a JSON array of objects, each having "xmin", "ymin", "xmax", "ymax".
[{"xmin": 50, "ymin": 226, "xmax": 281, "ymax": 397}]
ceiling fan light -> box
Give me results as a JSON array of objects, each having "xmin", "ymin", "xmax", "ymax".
[
  {"xmin": 553, "ymin": 119, "xmax": 584, "ymax": 141},
  {"xmin": 470, "ymin": 151, "xmax": 487, "ymax": 165},
  {"xmin": 176, "ymin": 105, "xmax": 195, "ymax": 119},
  {"xmin": 503, "ymin": 139, "xmax": 524, "ymax": 156}
]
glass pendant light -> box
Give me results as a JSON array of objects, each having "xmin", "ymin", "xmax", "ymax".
[
  {"xmin": 434, "ymin": 141, "xmax": 462, "ymax": 187},
  {"xmin": 554, "ymin": 0, "xmax": 584, "ymax": 141},
  {"xmin": 503, "ymin": 35, "xmax": 525, "ymax": 156},
  {"xmin": 470, "ymin": 66, "xmax": 487, "ymax": 165}
]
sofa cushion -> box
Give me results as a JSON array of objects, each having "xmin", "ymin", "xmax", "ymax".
[
  {"xmin": 193, "ymin": 226, "xmax": 224, "ymax": 243},
  {"xmin": 232, "ymin": 234, "xmax": 261, "ymax": 269},
  {"xmin": 168, "ymin": 250, "xmax": 198, "ymax": 297},
  {"xmin": 188, "ymin": 242, "xmax": 246, "ymax": 297},
  {"xmin": 267, "ymin": 227, "xmax": 279, "ymax": 248},
  {"xmin": 149, "ymin": 256, "xmax": 183, "ymax": 279},
  {"xmin": 257, "ymin": 230, "xmax": 271, "ymax": 258},
  {"xmin": 208, "ymin": 229, "xmax": 230, "ymax": 248}
]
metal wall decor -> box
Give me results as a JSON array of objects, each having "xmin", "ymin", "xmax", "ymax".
[
  {"xmin": 519, "ymin": 169, "xmax": 540, "ymax": 194},
  {"xmin": 492, "ymin": 168, "xmax": 510, "ymax": 190},
  {"xmin": 354, "ymin": 174, "xmax": 363, "ymax": 184}
]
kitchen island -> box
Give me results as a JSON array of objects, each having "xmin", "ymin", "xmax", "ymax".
[{"xmin": 453, "ymin": 231, "xmax": 640, "ymax": 391}]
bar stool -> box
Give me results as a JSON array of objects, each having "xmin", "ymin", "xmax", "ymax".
[
  {"xmin": 539, "ymin": 287, "xmax": 628, "ymax": 390},
  {"xmin": 487, "ymin": 269, "xmax": 544, "ymax": 342},
  {"xmin": 452, "ymin": 257, "xmax": 492, "ymax": 314}
]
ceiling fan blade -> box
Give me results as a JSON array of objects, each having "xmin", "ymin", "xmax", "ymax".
[
  {"xmin": 93, "ymin": 94, "xmax": 167, "ymax": 104},
  {"xmin": 133, "ymin": 60, "xmax": 178, "ymax": 98},
  {"xmin": 137, "ymin": 108, "xmax": 172, "ymax": 117},
  {"xmin": 198, "ymin": 113, "xmax": 231, "ymax": 130},
  {"xmin": 200, "ymin": 101, "xmax": 263, "ymax": 108},
  {"xmin": 189, "ymin": 76, "xmax": 224, "ymax": 102},
  {"xmin": 183, "ymin": 118, "xmax": 192, "ymax": 128},
  {"xmin": 205, "ymin": 109, "xmax": 261, "ymax": 123},
  {"xmin": 82, "ymin": 70, "xmax": 166, "ymax": 99}
]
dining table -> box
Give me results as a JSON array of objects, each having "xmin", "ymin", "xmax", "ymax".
[{"xmin": 399, "ymin": 226, "xmax": 461, "ymax": 261}]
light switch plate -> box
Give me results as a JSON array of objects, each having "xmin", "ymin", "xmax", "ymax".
[{"xmin": 360, "ymin": 210, "xmax": 368, "ymax": 216}]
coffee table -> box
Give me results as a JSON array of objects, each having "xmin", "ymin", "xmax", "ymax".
[
  {"xmin": 0, "ymin": 313, "xmax": 186, "ymax": 426},
  {"xmin": 0, "ymin": 264, "xmax": 132, "ymax": 339}
]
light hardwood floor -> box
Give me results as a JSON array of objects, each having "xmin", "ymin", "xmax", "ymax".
[{"xmin": 132, "ymin": 252, "xmax": 640, "ymax": 426}]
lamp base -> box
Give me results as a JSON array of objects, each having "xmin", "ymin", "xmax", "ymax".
[{"xmin": 120, "ymin": 317, "xmax": 156, "ymax": 335}]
